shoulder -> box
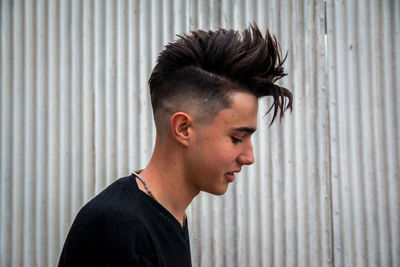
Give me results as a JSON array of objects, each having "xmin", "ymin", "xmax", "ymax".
[
  {"xmin": 58, "ymin": 175, "xmax": 156, "ymax": 266},
  {"xmin": 84, "ymin": 176, "xmax": 139, "ymax": 213},
  {"xmin": 70, "ymin": 175, "xmax": 146, "ymax": 236}
]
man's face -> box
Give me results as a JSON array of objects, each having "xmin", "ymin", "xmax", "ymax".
[{"xmin": 184, "ymin": 91, "xmax": 258, "ymax": 195}]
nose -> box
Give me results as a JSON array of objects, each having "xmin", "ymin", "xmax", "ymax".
[{"xmin": 238, "ymin": 141, "xmax": 255, "ymax": 165}]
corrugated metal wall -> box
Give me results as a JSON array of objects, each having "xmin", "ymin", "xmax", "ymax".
[{"xmin": 0, "ymin": 0, "xmax": 398, "ymax": 266}]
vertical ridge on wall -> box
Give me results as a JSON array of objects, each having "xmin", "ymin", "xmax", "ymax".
[
  {"xmin": 36, "ymin": 0, "xmax": 49, "ymax": 265},
  {"xmin": 70, "ymin": 0, "xmax": 83, "ymax": 223},
  {"xmin": 47, "ymin": 0, "xmax": 60, "ymax": 264},
  {"xmin": 81, "ymin": 0, "xmax": 95, "ymax": 205},
  {"xmin": 22, "ymin": 0, "xmax": 36, "ymax": 265},
  {"xmin": 375, "ymin": 0, "xmax": 400, "ymax": 264},
  {"xmin": 58, "ymin": 0, "xmax": 73, "ymax": 250},
  {"xmin": 0, "ymin": 0, "xmax": 11, "ymax": 265},
  {"xmin": 366, "ymin": 2, "xmax": 383, "ymax": 265},
  {"xmin": 11, "ymin": 1, "xmax": 24, "ymax": 266},
  {"xmin": 116, "ymin": 0, "xmax": 127, "ymax": 177},
  {"xmin": 137, "ymin": 0, "xmax": 151, "ymax": 168},
  {"xmin": 93, "ymin": 0, "xmax": 106, "ymax": 193},
  {"xmin": 388, "ymin": 1, "xmax": 400, "ymax": 263},
  {"xmin": 104, "ymin": 0, "xmax": 116, "ymax": 185},
  {"xmin": 127, "ymin": 0, "xmax": 139, "ymax": 174}
]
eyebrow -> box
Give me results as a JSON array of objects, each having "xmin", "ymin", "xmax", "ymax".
[{"xmin": 231, "ymin": 127, "xmax": 257, "ymax": 134}]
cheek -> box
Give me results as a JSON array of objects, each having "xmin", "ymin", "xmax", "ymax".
[
  {"xmin": 193, "ymin": 133, "xmax": 238, "ymax": 167},
  {"xmin": 207, "ymin": 140, "xmax": 238, "ymax": 165}
]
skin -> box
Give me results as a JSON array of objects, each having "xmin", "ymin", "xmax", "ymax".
[{"xmin": 137, "ymin": 91, "xmax": 258, "ymax": 226}]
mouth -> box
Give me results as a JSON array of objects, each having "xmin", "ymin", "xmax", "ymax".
[
  {"xmin": 225, "ymin": 172, "xmax": 235, "ymax": 182},
  {"xmin": 225, "ymin": 169, "xmax": 241, "ymax": 183}
]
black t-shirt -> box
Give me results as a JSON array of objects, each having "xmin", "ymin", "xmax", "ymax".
[{"xmin": 58, "ymin": 175, "xmax": 192, "ymax": 267}]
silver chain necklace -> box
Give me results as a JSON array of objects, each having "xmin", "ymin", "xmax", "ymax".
[
  {"xmin": 132, "ymin": 171, "xmax": 187, "ymax": 228},
  {"xmin": 132, "ymin": 171, "xmax": 157, "ymax": 200}
]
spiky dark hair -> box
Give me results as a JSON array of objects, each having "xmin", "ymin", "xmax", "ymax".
[{"xmin": 149, "ymin": 24, "xmax": 292, "ymax": 129}]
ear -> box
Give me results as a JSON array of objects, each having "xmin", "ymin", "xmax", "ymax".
[{"xmin": 169, "ymin": 112, "xmax": 193, "ymax": 146}]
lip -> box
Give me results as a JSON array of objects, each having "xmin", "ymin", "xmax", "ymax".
[
  {"xmin": 225, "ymin": 168, "xmax": 241, "ymax": 183},
  {"xmin": 225, "ymin": 172, "xmax": 235, "ymax": 182},
  {"xmin": 225, "ymin": 172, "xmax": 235, "ymax": 183}
]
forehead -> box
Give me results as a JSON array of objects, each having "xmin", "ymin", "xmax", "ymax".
[{"xmin": 205, "ymin": 92, "xmax": 258, "ymax": 131}]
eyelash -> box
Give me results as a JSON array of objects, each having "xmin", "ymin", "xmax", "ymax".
[{"xmin": 231, "ymin": 136, "xmax": 243, "ymax": 144}]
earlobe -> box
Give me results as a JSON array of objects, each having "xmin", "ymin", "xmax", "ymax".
[{"xmin": 170, "ymin": 112, "xmax": 192, "ymax": 146}]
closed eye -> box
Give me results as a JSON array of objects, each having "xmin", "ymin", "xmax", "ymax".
[{"xmin": 231, "ymin": 136, "xmax": 243, "ymax": 144}]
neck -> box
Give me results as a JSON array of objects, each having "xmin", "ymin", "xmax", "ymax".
[{"xmin": 136, "ymin": 137, "xmax": 199, "ymax": 226}]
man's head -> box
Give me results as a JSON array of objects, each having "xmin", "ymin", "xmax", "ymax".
[
  {"xmin": 148, "ymin": 24, "xmax": 293, "ymax": 136},
  {"xmin": 147, "ymin": 24, "xmax": 292, "ymax": 195}
]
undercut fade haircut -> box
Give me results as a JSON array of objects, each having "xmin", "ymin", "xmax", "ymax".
[{"xmin": 149, "ymin": 23, "xmax": 293, "ymax": 133}]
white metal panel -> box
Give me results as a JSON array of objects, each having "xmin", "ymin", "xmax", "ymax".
[
  {"xmin": 327, "ymin": 0, "xmax": 400, "ymax": 266},
  {"xmin": 1, "ymin": 0, "xmax": 398, "ymax": 267}
]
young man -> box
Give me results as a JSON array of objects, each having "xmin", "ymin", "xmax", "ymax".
[{"xmin": 58, "ymin": 24, "xmax": 292, "ymax": 267}]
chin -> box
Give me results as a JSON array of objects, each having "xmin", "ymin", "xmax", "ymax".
[{"xmin": 204, "ymin": 185, "xmax": 229, "ymax": 196}]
